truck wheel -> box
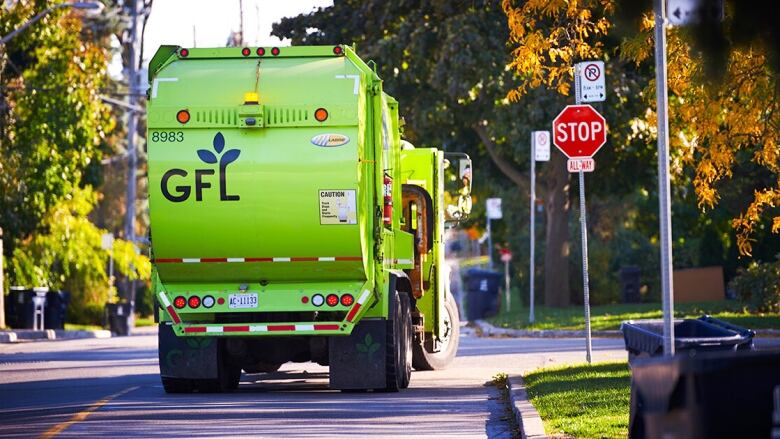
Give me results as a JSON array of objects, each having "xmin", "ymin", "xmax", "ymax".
[
  {"xmin": 161, "ymin": 377, "xmax": 194, "ymax": 393},
  {"xmin": 384, "ymin": 290, "xmax": 412, "ymax": 391},
  {"xmin": 412, "ymin": 293, "xmax": 460, "ymax": 370}
]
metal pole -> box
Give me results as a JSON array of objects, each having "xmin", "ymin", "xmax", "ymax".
[
  {"xmin": 0, "ymin": 227, "xmax": 4, "ymax": 329},
  {"xmin": 654, "ymin": 0, "xmax": 675, "ymax": 356},
  {"xmin": 124, "ymin": 0, "xmax": 140, "ymax": 312},
  {"xmin": 578, "ymin": 170, "xmax": 593, "ymax": 364},
  {"xmin": 529, "ymin": 138, "xmax": 536, "ymax": 324},
  {"xmin": 504, "ymin": 258, "xmax": 510, "ymax": 312},
  {"xmin": 487, "ymin": 218, "xmax": 493, "ymax": 270}
]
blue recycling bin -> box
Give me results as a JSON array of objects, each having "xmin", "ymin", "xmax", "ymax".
[{"xmin": 464, "ymin": 268, "xmax": 502, "ymax": 321}]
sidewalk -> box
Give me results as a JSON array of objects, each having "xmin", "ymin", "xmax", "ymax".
[{"xmin": 0, "ymin": 328, "xmax": 112, "ymax": 343}]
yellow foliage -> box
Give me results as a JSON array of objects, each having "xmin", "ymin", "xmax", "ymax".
[{"xmin": 503, "ymin": 2, "xmax": 780, "ymax": 256}]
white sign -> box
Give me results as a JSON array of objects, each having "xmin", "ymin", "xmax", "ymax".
[
  {"xmin": 575, "ymin": 61, "xmax": 606, "ymax": 103},
  {"xmin": 666, "ymin": 0, "xmax": 723, "ymax": 26},
  {"xmin": 319, "ymin": 189, "xmax": 357, "ymax": 225},
  {"xmin": 486, "ymin": 198, "xmax": 502, "ymax": 220},
  {"xmin": 567, "ymin": 158, "xmax": 595, "ymax": 173},
  {"xmin": 532, "ymin": 131, "xmax": 550, "ymax": 162},
  {"xmin": 101, "ymin": 233, "xmax": 114, "ymax": 250}
]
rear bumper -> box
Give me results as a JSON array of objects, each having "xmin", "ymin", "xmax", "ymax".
[{"xmin": 158, "ymin": 290, "xmax": 373, "ymax": 337}]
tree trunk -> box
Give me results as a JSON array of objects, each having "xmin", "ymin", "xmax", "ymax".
[{"xmin": 544, "ymin": 151, "xmax": 571, "ymax": 307}]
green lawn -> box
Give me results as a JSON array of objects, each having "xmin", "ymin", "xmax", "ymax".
[
  {"xmin": 63, "ymin": 315, "xmax": 155, "ymax": 331},
  {"xmin": 487, "ymin": 297, "xmax": 780, "ymax": 331},
  {"xmin": 524, "ymin": 362, "xmax": 630, "ymax": 439}
]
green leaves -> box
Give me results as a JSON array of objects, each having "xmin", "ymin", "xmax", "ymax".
[{"xmin": 356, "ymin": 333, "xmax": 380, "ymax": 356}]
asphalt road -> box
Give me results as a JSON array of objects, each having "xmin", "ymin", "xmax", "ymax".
[{"xmin": 0, "ymin": 328, "xmax": 628, "ymax": 438}]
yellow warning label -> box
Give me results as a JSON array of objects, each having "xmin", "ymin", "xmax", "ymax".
[{"xmin": 319, "ymin": 189, "xmax": 357, "ymax": 225}]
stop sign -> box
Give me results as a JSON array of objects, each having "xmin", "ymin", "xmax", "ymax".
[{"xmin": 552, "ymin": 105, "xmax": 607, "ymax": 158}]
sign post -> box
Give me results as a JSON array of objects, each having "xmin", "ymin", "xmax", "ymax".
[
  {"xmin": 486, "ymin": 198, "xmax": 502, "ymax": 270},
  {"xmin": 655, "ymin": 0, "xmax": 676, "ymax": 356},
  {"xmin": 500, "ymin": 248, "xmax": 513, "ymax": 312},
  {"xmin": 529, "ymin": 131, "xmax": 550, "ymax": 324},
  {"xmin": 552, "ymin": 103, "xmax": 607, "ymax": 364}
]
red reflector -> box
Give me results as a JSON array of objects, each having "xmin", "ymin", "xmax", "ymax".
[
  {"xmin": 271, "ymin": 47, "xmax": 280, "ymax": 56},
  {"xmin": 256, "ymin": 47, "xmax": 265, "ymax": 56},
  {"xmin": 333, "ymin": 46, "xmax": 343, "ymax": 55},
  {"xmin": 188, "ymin": 296, "xmax": 200, "ymax": 308},
  {"xmin": 301, "ymin": 296, "xmax": 309, "ymax": 304},
  {"xmin": 326, "ymin": 294, "xmax": 339, "ymax": 307},
  {"xmin": 340, "ymin": 294, "xmax": 354, "ymax": 307},
  {"xmin": 179, "ymin": 48, "xmax": 189, "ymax": 57},
  {"xmin": 217, "ymin": 297, "xmax": 225, "ymax": 305},
  {"xmin": 173, "ymin": 296, "xmax": 186, "ymax": 309},
  {"xmin": 314, "ymin": 108, "xmax": 328, "ymax": 122},
  {"xmin": 241, "ymin": 47, "xmax": 251, "ymax": 56},
  {"xmin": 176, "ymin": 109, "xmax": 190, "ymax": 124}
]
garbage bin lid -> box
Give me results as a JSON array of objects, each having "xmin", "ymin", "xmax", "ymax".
[{"xmin": 32, "ymin": 287, "xmax": 50, "ymax": 293}]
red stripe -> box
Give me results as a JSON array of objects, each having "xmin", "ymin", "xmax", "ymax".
[
  {"xmin": 166, "ymin": 305, "xmax": 182, "ymax": 324},
  {"xmin": 346, "ymin": 303, "xmax": 362, "ymax": 322},
  {"xmin": 224, "ymin": 325, "xmax": 250, "ymax": 332},
  {"xmin": 314, "ymin": 324, "xmax": 341, "ymax": 331},
  {"xmin": 268, "ymin": 325, "xmax": 296, "ymax": 332},
  {"xmin": 154, "ymin": 256, "xmax": 362, "ymax": 263},
  {"xmin": 184, "ymin": 326, "xmax": 206, "ymax": 333}
]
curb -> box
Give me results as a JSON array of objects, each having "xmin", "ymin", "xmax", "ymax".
[
  {"xmin": 508, "ymin": 376, "xmax": 547, "ymax": 439},
  {"xmin": 472, "ymin": 319, "xmax": 622, "ymax": 338},
  {"xmin": 0, "ymin": 329, "xmax": 111, "ymax": 343}
]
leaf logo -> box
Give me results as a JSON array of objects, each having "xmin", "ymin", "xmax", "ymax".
[
  {"xmin": 355, "ymin": 332, "xmax": 381, "ymax": 360},
  {"xmin": 197, "ymin": 132, "xmax": 241, "ymax": 166}
]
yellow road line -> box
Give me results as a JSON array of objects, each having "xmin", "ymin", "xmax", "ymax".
[{"xmin": 38, "ymin": 386, "xmax": 139, "ymax": 439}]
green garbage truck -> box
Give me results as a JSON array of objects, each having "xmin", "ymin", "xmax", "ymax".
[{"xmin": 147, "ymin": 44, "xmax": 472, "ymax": 392}]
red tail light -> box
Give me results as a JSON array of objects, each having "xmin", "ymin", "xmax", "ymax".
[
  {"xmin": 241, "ymin": 47, "xmax": 251, "ymax": 56},
  {"xmin": 179, "ymin": 48, "xmax": 189, "ymax": 57},
  {"xmin": 326, "ymin": 294, "xmax": 339, "ymax": 307},
  {"xmin": 333, "ymin": 46, "xmax": 343, "ymax": 55},
  {"xmin": 188, "ymin": 296, "xmax": 201, "ymax": 308},
  {"xmin": 271, "ymin": 47, "xmax": 280, "ymax": 56},
  {"xmin": 340, "ymin": 294, "xmax": 354, "ymax": 306},
  {"xmin": 256, "ymin": 47, "xmax": 265, "ymax": 56},
  {"xmin": 173, "ymin": 296, "xmax": 186, "ymax": 309}
]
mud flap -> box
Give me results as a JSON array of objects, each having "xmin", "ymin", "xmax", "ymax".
[
  {"xmin": 329, "ymin": 318, "xmax": 387, "ymax": 390},
  {"xmin": 158, "ymin": 323, "xmax": 219, "ymax": 379}
]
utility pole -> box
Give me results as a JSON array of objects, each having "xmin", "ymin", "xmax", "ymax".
[
  {"xmin": 238, "ymin": 0, "xmax": 244, "ymax": 46},
  {"xmin": 124, "ymin": 0, "xmax": 141, "ymax": 309}
]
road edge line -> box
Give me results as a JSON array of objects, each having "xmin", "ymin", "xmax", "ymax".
[
  {"xmin": 507, "ymin": 376, "xmax": 547, "ymax": 439},
  {"xmin": 37, "ymin": 386, "xmax": 139, "ymax": 439}
]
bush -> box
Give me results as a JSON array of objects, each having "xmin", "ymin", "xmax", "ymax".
[{"xmin": 730, "ymin": 257, "xmax": 780, "ymax": 313}]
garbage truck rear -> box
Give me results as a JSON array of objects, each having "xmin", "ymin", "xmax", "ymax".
[{"xmin": 147, "ymin": 44, "xmax": 473, "ymax": 392}]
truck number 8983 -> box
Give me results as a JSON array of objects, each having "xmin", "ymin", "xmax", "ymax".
[{"xmin": 151, "ymin": 131, "xmax": 183, "ymax": 142}]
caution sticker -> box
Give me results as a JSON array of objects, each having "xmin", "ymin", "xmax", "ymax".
[{"xmin": 319, "ymin": 190, "xmax": 357, "ymax": 225}]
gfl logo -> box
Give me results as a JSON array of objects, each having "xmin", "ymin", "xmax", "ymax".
[{"xmin": 161, "ymin": 132, "xmax": 241, "ymax": 202}]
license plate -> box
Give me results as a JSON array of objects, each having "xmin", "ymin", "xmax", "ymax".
[{"xmin": 228, "ymin": 293, "xmax": 258, "ymax": 309}]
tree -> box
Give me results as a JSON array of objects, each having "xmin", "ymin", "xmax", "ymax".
[
  {"xmin": 503, "ymin": 0, "xmax": 780, "ymax": 257},
  {"xmin": 274, "ymin": 0, "xmax": 576, "ymax": 306}
]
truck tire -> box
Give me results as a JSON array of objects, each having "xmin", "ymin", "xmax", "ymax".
[
  {"xmin": 384, "ymin": 290, "xmax": 413, "ymax": 391},
  {"xmin": 412, "ymin": 293, "xmax": 460, "ymax": 370}
]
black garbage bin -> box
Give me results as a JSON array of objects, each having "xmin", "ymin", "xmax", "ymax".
[
  {"xmin": 621, "ymin": 315, "xmax": 755, "ymax": 361},
  {"xmin": 105, "ymin": 302, "xmax": 134, "ymax": 336},
  {"xmin": 5, "ymin": 287, "xmax": 48, "ymax": 329},
  {"xmin": 619, "ymin": 266, "xmax": 641, "ymax": 303},
  {"xmin": 629, "ymin": 349, "xmax": 780, "ymax": 439},
  {"xmin": 464, "ymin": 268, "xmax": 502, "ymax": 321},
  {"xmin": 44, "ymin": 290, "xmax": 70, "ymax": 330}
]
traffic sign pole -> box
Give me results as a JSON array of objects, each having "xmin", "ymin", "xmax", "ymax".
[
  {"xmin": 655, "ymin": 0, "xmax": 675, "ymax": 356},
  {"xmin": 530, "ymin": 137, "xmax": 536, "ymax": 324},
  {"xmin": 578, "ymin": 169, "xmax": 593, "ymax": 364}
]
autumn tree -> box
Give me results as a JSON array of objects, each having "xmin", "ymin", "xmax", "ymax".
[{"xmin": 503, "ymin": 0, "xmax": 780, "ymax": 257}]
